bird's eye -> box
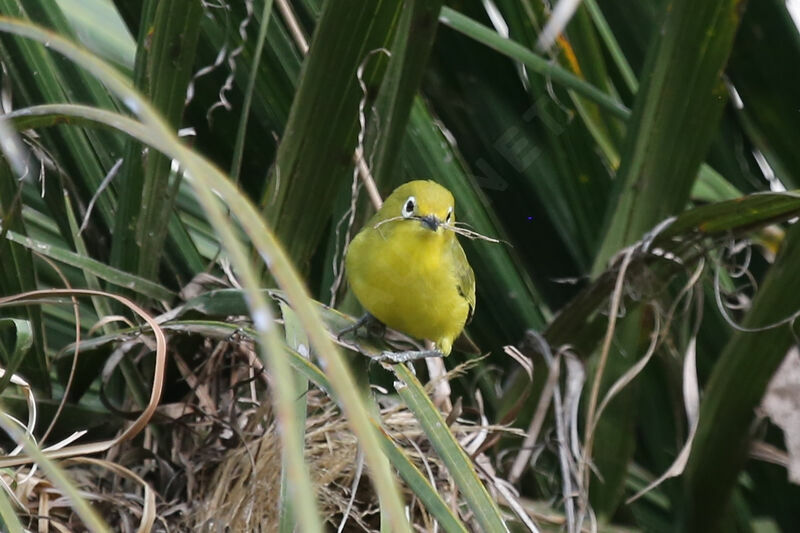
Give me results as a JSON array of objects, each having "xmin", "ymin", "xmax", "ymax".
[
  {"xmin": 445, "ymin": 207, "xmax": 453, "ymax": 224},
  {"xmin": 402, "ymin": 196, "xmax": 416, "ymax": 218}
]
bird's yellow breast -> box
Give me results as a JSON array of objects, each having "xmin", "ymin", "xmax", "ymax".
[{"xmin": 345, "ymin": 220, "xmax": 470, "ymax": 355}]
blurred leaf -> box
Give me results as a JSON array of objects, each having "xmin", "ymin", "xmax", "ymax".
[
  {"xmin": 378, "ymin": 433, "xmax": 470, "ymax": 533},
  {"xmin": 277, "ymin": 301, "xmax": 308, "ymax": 533},
  {"xmin": 54, "ymin": 0, "xmax": 135, "ymax": 70},
  {"xmin": 0, "ymin": 410, "xmax": 112, "ymax": 532},
  {"xmin": 682, "ymin": 225, "xmax": 800, "ymax": 531},
  {"xmin": 660, "ymin": 192, "xmax": 800, "ymax": 238},
  {"xmin": 0, "ymin": 486, "xmax": 25, "ymax": 532},
  {"xmin": 0, "ymin": 223, "xmax": 175, "ymax": 300},
  {"xmin": 692, "ymin": 164, "xmax": 743, "ymax": 203},
  {"xmin": 368, "ymin": 0, "xmax": 444, "ymax": 185},
  {"xmin": 0, "ymin": 318, "xmax": 33, "ymax": 393},
  {"xmin": 394, "ymin": 363, "xmax": 509, "ymax": 532},
  {"xmin": 592, "ymin": 0, "xmax": 743, "ymax": 271},
  {"xmin": 261, "ymin": 0, "xmax": 402, "ymax": 271},
  {"xmin": 728, "ymin": 0, "xmax": 800, "ymax": 189},
  {"xmin": 584, "ymin": 0, "xmax": 637, "ymax": 94},
  {"xmin": 111, "ymin": 0, "xmax": 203, "ymax": 282},
  {"xmin": 0, "ymin": 0, "xmax": 120, "ymax": 243},
  {"xmin": 0, "ymin": 160, "xmax": 49, "ymax": 392},
  {"xmin": 439, "ymin": 7, "xmax": 628, "ymax": 119}
]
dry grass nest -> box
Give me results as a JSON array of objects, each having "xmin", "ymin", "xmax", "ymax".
[{"xmin": 1, "ymin": 334, "xmax": 524, "ymax": 532}]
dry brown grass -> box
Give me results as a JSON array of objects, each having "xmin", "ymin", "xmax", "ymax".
[{"xmin": 2, "ymin": 332, "xmax": 522, "ymax": 532}]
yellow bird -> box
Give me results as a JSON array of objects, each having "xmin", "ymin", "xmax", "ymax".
[{"xmin": 344, "ymin": 180, "xmax": 475, "ymax": 362}]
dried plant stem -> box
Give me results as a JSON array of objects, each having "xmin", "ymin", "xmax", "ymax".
[
  {"xmin": 275, "ymin": 0, "xmax": 382, "ymax": 212},
  {"xmin": 373, "ymin": 216, "xmax": 500, "ymax": 243},
  {"xmin": 0, "ymin": 289, "xmax": 166, "ymax": 468},
  {"xmin": 275, "ymin": 0, "xmax": 308, "ymax": 53},
  {"xmin": 579, "ymin": 246, "xmax": 635, "ymax": 516},
  {"xmin": 356, "ymin": 152, "xmax": 383, "ymax": 210},
  {"xmin": 509, "ymin": 355, "xmax": 561, "ymax": 483}
]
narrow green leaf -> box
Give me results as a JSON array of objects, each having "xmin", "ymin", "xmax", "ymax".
[
  {"xmin": 0, "ymin": 224, "xmax": 175, "ymax": 301},
  {"xmin": 0, "ymin": 318, "xmax": 33, "ymax": 393},
  {"xmin": 439, "ymin": 7, "xmax": 629, "ymax": 120},
  {"xmin": 379, "ymin": 437, "xmax": 469, "ymax": 533},
  {"xmin": 691, "ymin": 164, "xmax": 743, "ymax": 203},
  {"xmin": 62, "ymin": 192, "xmax": 114, "ymax": 318},
  {"xmin": 584, "ymin": 0, "xmax": 637, "ymax": 93},
  {"xmin": 108, "ymin": 0, "xmax": 155, "ymax": 274},
  {"xmin": 277, "ymin": 301, "xmax": 309, "ymax": 533},
  {"xmin": 0, "ymin": 410, "xmax": 112, "ymax": 532},
  {"xmin": 727, "ymin": 0, "xmax": 800, "ymax": 189},
  {"xmin": 0, "ymin": 159, "xmax": 49, "ymax": 392},
  {"xmin": 260, "ymin": 0, "xmax": 403, "ymax": 271},
  {"xmin": 231, "ymin": 0, "xmax": 274, "ymax": 183},
  {"xmin": 54, "ymin": 0, "xmax": 135, "ymax": 70},
  {"xmin": 0, "ymin": 484, "xmax": 25, "ymax": 533},
  {"xmin": 113, "ymin": 0, "xmax": 203, "ymax": 281},
  {"xmin": 368, "ymin": 0, "xmax": 444, "ymax": 185},
  {"xmin": 660, "ymin": 192, "xmax": 800, "ymax": 238},
  {"xmin": 394, "ymin": 364, "xmax": 509, "ymax": 532},
  {"xmin": 561, "ymin": 5, "xmax": 626, "ymax": 168},
  {"xmin": 592, "ymin": 0, "xmax": 743, "ymax": 272},
  {"xmin": 682, "ymin": 224, "xmax": 800, "ymax": 531}
]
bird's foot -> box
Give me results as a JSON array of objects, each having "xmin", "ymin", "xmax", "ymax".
[
  {"xmin": 337, "ymin": 313, "xmax": 385, "ymax": 341},
  {"xmin": 374, "ymin": 349, "xmax": 444, "ymax": 364},
  {"xmin": 337, "ymin": 313, "xmax": 370, "ymax": 340}
]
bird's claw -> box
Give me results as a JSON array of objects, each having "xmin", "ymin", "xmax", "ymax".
[
  {"xmin": 374, "ymin": 349, "xmax": 444, "ymax": 364},
  {"xmin": 337, "ymin": 313, "xmax": 371, "ymax": 341},
  {"xmin": 337, "ymin": 313, "xmax": 386, "ymax": 342}
]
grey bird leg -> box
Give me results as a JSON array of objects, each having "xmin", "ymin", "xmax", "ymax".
[{"xmin": 338, "ymin": 313, "xmax": 380, "ymax": 340}]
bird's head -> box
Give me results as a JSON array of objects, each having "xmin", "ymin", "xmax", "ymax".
[{"xmin": 375, "ymin": 180, "xmax": 455, "ymax": 236}]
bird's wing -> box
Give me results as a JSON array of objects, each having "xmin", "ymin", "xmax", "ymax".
[{"xmin": 451, "ymin": 239, "xmax": 476, "ymax": 324}]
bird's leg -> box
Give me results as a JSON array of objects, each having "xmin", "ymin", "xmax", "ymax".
[
  {"xmin": 337, "ymin": 313, "xmax": 379, "ymax": 340},
  {"xmin": 366, "ymin": 317, "xmax": 386, "ymax": 338},
  {"xmin": 375, "ymin": 349, "xmax": 444, "ymax": 364}
]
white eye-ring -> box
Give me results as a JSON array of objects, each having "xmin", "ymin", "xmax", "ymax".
[
  {"xmin": 445, "ymin": 207, "xmax": 453, "ymax": 224},
  {"xmin": 402, "ymin": 196, "xmax": 416, "ymax": 218}
]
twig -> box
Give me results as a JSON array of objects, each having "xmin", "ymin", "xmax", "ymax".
[
  {"xmin": 373, "ymin": 215, "xmax": 502, "ymax": 243},
  {"xmin": 275, "ymin": 0, "xmax": 308, "ymax": 53}
]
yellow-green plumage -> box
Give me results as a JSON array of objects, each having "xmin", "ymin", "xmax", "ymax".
[{"xmin": 345, "ymin": 180, "xmax": 475, "ymax": 356}]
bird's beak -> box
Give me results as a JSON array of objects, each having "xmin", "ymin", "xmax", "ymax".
[{"xmin": 421, "ymin": 215, "xmax": 440, "ymax": 231}]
